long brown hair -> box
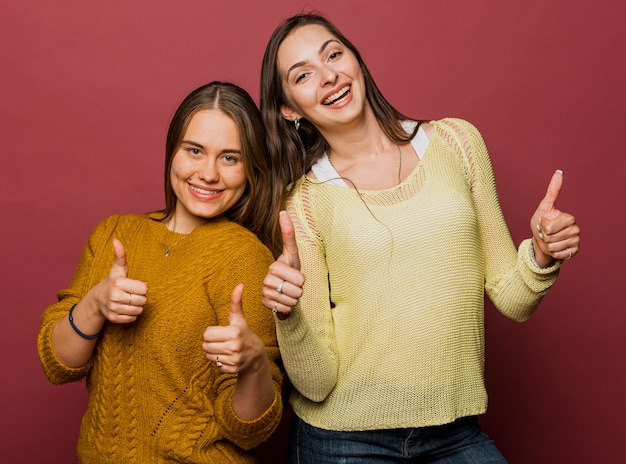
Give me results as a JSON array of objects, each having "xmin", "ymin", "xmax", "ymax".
[
  {"xmin": 159, "ymin": 81, "xmax": 281, "ymax": 257},
  {"xmin": 260, "ymin": 13, "xmax": 422, "ymax": 218}
]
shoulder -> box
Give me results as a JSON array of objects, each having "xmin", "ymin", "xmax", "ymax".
[
  {"xmin": 207, "ymin": 221, "xmax": 273, "ymax": 262},
  {"xmin": 432, "ymin": 118, "xmax": 481, "ymax": 135},
  {"xmin": 431, "ymin": 118, "xmax": 486, "ymax": 147},
  {"xmin": 94, "ymin": 212, "xmax": 154, "ymax": 227},
  {"xmin": 90, "ymin": 213, "xmax": 154, "ymax": 237},
  {"xmin": 430, "ymin": 118, "xmax": 490, "ymax": 162},
  {"xmin": 86, "ymin": 213, "xmax": 156, "ymax": 250},
  {"xmin": 289, "ymin": 175, "xmax": 310, "ymax": 192}
]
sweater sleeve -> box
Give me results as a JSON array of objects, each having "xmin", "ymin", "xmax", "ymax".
[
  {"xmin": 37, "ymin": 215, "xmax": 121, "ymax": 384},
  {"xmin": 437, "ymin": 119, "xmax": 560, "ymax": 321},
  {"xmin": 209, "ymin": 239, "xmax": 284, "ymax": 450},
  {"xmin": 274, "ymin": 182, "xmax": 339, "ymax": 402}
]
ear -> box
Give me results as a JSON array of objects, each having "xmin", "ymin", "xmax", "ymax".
[{"xmin": 280, "ymin": 104, "xmax": 301, "ymax": 122}]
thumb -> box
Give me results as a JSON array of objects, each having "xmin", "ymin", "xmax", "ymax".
[
  {"xmin": 278, "ymin": 211, "xmax": 301, "ymax": 270},
  {"xmin": 228, "ymin": 283, "xmax": 246, "ymax": 326},
  {"xmin": 111, "ymin": 238, "xmax": 128, "ymax": 277},
  {"xmin": 538, "ymin": 169, "xmax": 563, "ymax": 213}
]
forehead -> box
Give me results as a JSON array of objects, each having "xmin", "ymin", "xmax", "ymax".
[
  {"xmin": 277, "ymin": 24, "xmax": 340, "ymax": 69},
  {"xmin": 184, "ymin": 109, "xmax": 240, "ymax": 146}
]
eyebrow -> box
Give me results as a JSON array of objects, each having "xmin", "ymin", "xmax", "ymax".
[
  {"xmin": 286, "ymin": 39, "xmax": 342, "ymax": 78},
  {"xmin": 181, "ymin": 140, "xmax": 241, "ymax": 155}
]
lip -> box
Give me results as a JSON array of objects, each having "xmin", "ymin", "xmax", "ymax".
[
  {"xmin": 321, "ymin": 84, "xmax": 351, "ymax": 106},
  {"xmin": 188, "ymin": 182, "xmax": 223, "ymax": 200}
]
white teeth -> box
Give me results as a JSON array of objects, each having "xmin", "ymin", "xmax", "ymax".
[
  {"xmin": 324, "ymin": 85, "xmax": 350, "ymax": 105},
  {"xmin": 191, "ymin": 185, "xmax": 218, "ymax": 195}
]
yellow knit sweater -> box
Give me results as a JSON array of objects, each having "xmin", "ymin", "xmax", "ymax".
[
  {"xmin": 38, "ymin": 214, "xmax": 283, "ymax": 463},
  {"xmin": 276, "ymin": 118, "xmax": 561, "ymax": 431}
]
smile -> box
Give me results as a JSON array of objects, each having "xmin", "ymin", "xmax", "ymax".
[
  {"xmin": 323, "ymin": 85, "xmax": 350, "ymax": 105},
  {"xmin": 190, "ymin": 184, "xmax": 221, "ymax": 195}
]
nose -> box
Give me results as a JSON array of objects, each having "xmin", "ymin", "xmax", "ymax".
[
  {"xmin": 198, "ymin": 158, "xmax": 219, "ymax": 182},
  {"xmin": 320, "ymin": 65, "xmax": 338, "ymax": 86}
]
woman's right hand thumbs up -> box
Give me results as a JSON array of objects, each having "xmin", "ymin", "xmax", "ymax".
[{"xmin": 262, "ymin": 211, "xmax": 305, "ymax": 319}]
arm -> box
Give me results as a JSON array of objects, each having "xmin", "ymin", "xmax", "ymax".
[
  {"xmin": 262, "ymin": 193, "xmax": 339, "ymax": 402},
  {"xmin": 205, "ymin": 240, "xmax": 283, "ymax": 449},
  {"xmin": 438, "ymin": 119, "xmax": 562, "ymax": 321},
  {"xmin": 203, "ymin": 283, "xmax": 276, "ymax": 420},
  {"xmin": 51, "ymin": 238, "xmax": 147, "ymax": 368},
  {"xmin": 38, "ymin": 215, "xmax": 117, "ymax": 384},
  {"xmin": 38, "ymin": 216, "xmax": 148, "ymax": 384}
]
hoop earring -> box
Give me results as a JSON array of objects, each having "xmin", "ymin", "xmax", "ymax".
[{"xmin": 294, "ymin": 118, "xmax": 300, "ymax": 130}]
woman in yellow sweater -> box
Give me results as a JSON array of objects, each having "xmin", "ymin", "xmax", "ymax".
[
  {"xmin": 38, "ymin": 82, "xmax": 283, "ymax": 463},
  {"xmin": 259, "ymin": 13, "xmax": 581, "ymax": 463}
]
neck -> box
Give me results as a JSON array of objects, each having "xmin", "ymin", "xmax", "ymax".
[
  {"xmin": 167, "ymin": 211, "xmax": 212, "ymax": 234},
  {"xmin": 320, "ymin": 106, "xmax": 388, "ymax": 161}
]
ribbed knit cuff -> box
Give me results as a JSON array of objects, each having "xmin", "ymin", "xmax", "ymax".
[
  {"xmin": 518, "ymin": 238, "xmax": 561, "ymax": 293},
  {"xmin": 219, "ymin": 388, "xmax": 282, "ymax": 450}
]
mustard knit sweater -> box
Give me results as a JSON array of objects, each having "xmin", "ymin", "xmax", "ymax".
[
  {"xmin": 38, "ymin": 214, "xmax": 283, "ymax": 463},
  {"xmin": 276, "ymin": 118, "xmax": 561, "ymax": 431}
]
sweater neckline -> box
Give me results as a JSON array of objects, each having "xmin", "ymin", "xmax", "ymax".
[
  {"xmin": 307, "ymin": 120, "xmax": 433, "ymax": 194},
  {"xmin": 145, "ymin": 213, "xmax": 237, "ymax": 256},
  {"xmin": 303, "ymin": 128, "xmax": 435, "ymax": 202}
]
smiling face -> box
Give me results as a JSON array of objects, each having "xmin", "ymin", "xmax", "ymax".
[
  {"xmin": 169, "ymin": 109, "xmax": 247, "ymax": 232},
  {"xmin": 277, "ymin": 24, "xmax": 367, "ymax": 132}
]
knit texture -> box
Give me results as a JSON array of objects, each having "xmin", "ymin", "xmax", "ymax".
[
  {"xmin": 37, "ymin": 214, "xmax": 283, "ymax": 463},
  {"xmin": 276, "ymin": 118, "xmax": 561, "ymax": 431}
]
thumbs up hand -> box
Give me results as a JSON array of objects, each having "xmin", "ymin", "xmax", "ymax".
[
  {"xmin": 203, "ymin": 284, "xmax": 266, "ymax": 373},
  {"xmin": 530, "ymin": 170, "xmax": 581, "ymax": 267},
  {"xmin": 262, "ymin": 211, "xmax": 305, "ymax": 320},
  {"xmin": 93, "ymin": 238, "xmax": 148, "ymax": 323}
]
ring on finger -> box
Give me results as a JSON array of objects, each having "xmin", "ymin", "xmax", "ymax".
[
  {"xmin": 215, "ymin": 354, "xmax": 223, "ymax": 368},
  {"xmin": 272, "ymin": 302, "xmax": 279, "ymax": 314},
  {"xmin": 566, "ymin": 247, "xmax": 572, "ymax": 260},
  {"xmin": 276, "ymin": 280, "xmax": 285, "ymax": 293}
]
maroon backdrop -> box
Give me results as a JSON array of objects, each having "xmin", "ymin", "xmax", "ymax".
[{"xmin": 1, "ymin": 1, "xmax": 624, "ymax": 462}]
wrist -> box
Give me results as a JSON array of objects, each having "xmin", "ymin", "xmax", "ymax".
[
  {"xmin": 68, "ymin": 304, "xmax": 103, "ymax": 339},
  {"xmin": 243, "ymin": 343, "xmax": 270, "ymax": 376},
  {"xmin": 530, "ymin": 237, "xmax": 554, "ymax": 268}
]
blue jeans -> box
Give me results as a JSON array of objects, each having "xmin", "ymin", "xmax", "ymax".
[{"xmin": 287, "ymin": 414, "xmax": 508, "ymax": 463}]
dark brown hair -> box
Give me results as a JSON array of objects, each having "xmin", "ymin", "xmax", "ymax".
[
  {"xmin": 260, "ymin": 13, "xmax": 421, "ymax": 216},
  {"xmin": 159, "ymin": 81, "xmax": 281, "ymax": 257}
]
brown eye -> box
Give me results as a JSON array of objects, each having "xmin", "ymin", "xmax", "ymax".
[{"xmin": 295, "ymin": 72, "xmax": 309, "ymax": 83}]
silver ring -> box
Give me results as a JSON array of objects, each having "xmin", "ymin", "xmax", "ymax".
[
  {"xmin": 215, "ymin": 355, "xmax": 222, "ymax": 368},
  {"xmin": 128, "ymin": 293, "xmax": 132, "ymax": 306},
  {"xmin": 272, "ymin": 302, "xmax": 279, "ymax": 314},
  {"xmin": 276, "ymin": 280, "xmax": 284, "ymax": 293},
  {"xmin": 566, "ymin": 247, "xmax": 572, "ymax": 260}
]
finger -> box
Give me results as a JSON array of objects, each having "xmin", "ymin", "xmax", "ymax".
[
  {"xmin": 111, "ymin": 238, "xmax": 128, "ymax": 277},
  {"xmin": 125, "ymin": 279, "xmax": 149, "ymax": 299},
  {"xmin": 263, "ymin": 291, "xmax": 300, "ymax": 310},
  {"xmin": 271, "ymin": 301, "xmax": 294, "ymax": 317},
  {"xmin": 125, "ymin": 290, "xmax": 148, "ymax": 307},
  {"xmin": 539, "ymin": 213, "xmax": 578, "ymax": 241},
  {"xmin": 279, "ymin": 211, "xmax": 301, "ymax": 270},
  {"xmin": 228, "ymin": 283, "xmax": 246, "ymax": 326},
  {"xmin": 539, "ymin": 169, "xmax": 563, "ymax": 212}
]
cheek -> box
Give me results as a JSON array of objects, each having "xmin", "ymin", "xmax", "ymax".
[
  {"xmin": 225, "ymin": 168, "xmax": 248, "ymax": 194},
  {"xmin": 283, "ymin": 85, "xmax": 311, "ymax": 113},
  {"xmin": 170, "ymin": 157, "xmax": 192, "ymax": 181},
  {"xmin": 297, "ymin": 86, "xmax": 317, "ymax": 106}
]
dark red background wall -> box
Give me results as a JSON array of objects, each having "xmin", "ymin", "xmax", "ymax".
[{"xmin": 1, "ymin": 1, "xmax": 624, "ymax": 462}]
